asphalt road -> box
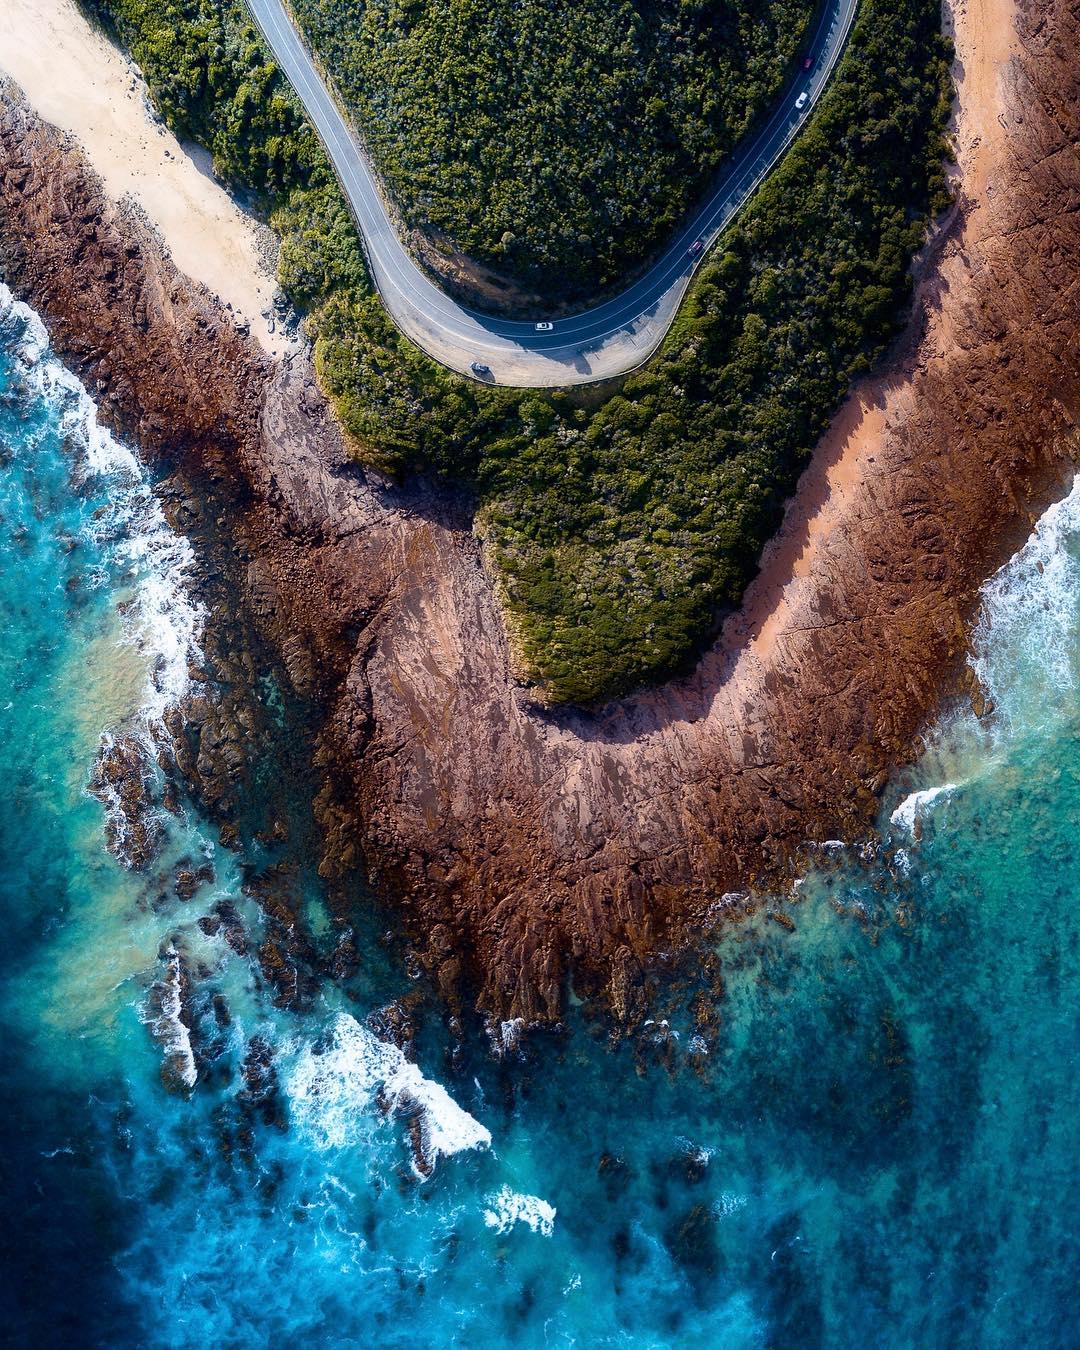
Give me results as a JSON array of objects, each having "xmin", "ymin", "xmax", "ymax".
[{"xmin": 245, "ymin": 0, "xmax": 861, "ymax": 386}]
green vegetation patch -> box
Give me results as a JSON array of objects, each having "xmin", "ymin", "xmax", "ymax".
[
  {"xmin": 84, "ymin": 0, "xmax": 951, "ymax": 706},
  {"xmin": 289, "ymin": 0, "xmax": 816, "ymax": 301}
]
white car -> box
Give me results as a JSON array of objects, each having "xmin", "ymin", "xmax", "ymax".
[
  {"xmin": 535, "ymin": 321, "xmax": 554, "ymax": 332},
  {"xmin": 795, "ymin": 91, "xmax": 809, "ymax": 110}
]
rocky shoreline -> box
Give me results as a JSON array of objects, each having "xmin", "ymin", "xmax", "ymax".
[{"xmin": 0, "ymin": 0, "xmax": 1077, "ymax": 1032}]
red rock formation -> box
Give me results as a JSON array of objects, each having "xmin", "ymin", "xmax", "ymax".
[{"xmin": 0, "ymin": 0, "xmax": 1077, "ymax": 1029}]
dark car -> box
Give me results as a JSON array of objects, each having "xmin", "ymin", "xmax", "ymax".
[
  {"xmin": 470, "ymin": 361, "xmax": 492, "ymax": 377},
  {"xmin": 687, "ymin": 239, "xmax": 704, "ymax": 258}
]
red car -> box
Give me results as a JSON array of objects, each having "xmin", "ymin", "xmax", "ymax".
[{"xmin": 803, "ymin": 55, "xmax": 814, "ymax": 70}]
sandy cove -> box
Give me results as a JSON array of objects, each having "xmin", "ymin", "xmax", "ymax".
[
  {"xmin": 0, "ymin": 0, "xmax": 284, "ymax": 353},
  {"xmin": 0, "ymin": 0, "xmax": 1077, "ymax": 1028}
]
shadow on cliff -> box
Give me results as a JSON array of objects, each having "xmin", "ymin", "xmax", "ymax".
[{"xmin": 527, "ymin": 199, "xmax": 968, "ymax": 748}]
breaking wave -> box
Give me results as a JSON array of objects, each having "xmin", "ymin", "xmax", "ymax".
[
  {"xmin": 969, "ymin": 474, "xmax": 1080, "ymax": 728},
  {"xmin": 286, "ymin": 1011, "xmax": 491, "ymax": 1177},
  {"xmin": 884, "ymin": 475, "xmax": 1080, "ymax": 834},
  {"xmin": 0, "ymin": 283, "xmax": 204, "ymax": 747},
  {"xmin": 890, "ymin": 782, "xmax": 958, "ymax": 833},
  {"xmin": 482, "ymin": 1186, "xmax": 556, "ymax": 1236},
  {"xmin": 143, "ymin": 946, "xmax": 197, "ymax": 1092}
]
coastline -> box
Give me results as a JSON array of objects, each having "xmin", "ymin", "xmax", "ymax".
[
  {"xmin": 0, "ymin": 0, "xmax": 283, "ymax": 354},
  {"xmin": 0, "ymin": 0, "xmax": 1076, "ymax": 1029},
  {"xmin": 724, "ymin": 0, "xmax": 1021, "ymax": 682}
]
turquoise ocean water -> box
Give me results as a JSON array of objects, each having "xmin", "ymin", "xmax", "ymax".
[{"xmin": 1, "ymin": 283, "xmax": 1077, "ymax": 1347}]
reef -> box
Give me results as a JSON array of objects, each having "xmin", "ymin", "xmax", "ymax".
[{"xmin": 0, "ymin": 0, "xmax": 1077, "ymax": 1032}]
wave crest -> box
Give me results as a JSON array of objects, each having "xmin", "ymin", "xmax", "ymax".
[{"xmin": 286, "ymin": 1011, "xmax": 491, "ymax": 1178}]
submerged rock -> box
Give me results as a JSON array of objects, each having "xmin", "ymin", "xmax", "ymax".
[
  {"xmin": 89, "ymin": 733, "xmax": 163, "ymax": 870},
  {"xmin": 144, "ymin": 943, "xmax": 197, "ymax": 1095},
  {"xmin": 238, "ymin": 1035, "xmax": 287, "ymax": 1133},
  {"xmin": 663, "ymin": 1204, "xmax": 720, "ymax": 1284},
  {"xmin": 174, "ymin": 860, "xmax": 214, "ymax": 901}
]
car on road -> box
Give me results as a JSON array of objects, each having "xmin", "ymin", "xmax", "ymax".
[
  {"xmin": 687, "ymin": 239, "xmax": 704, "ymax": 258},
  {"xmin": 803, "ymin": 55, "xmax": 814, "ymax": 70},
  {"xmin": 469, "ymin": 361, "xmax": 492, "ymax": 377},
  {"xmin": 795, "ymin": 91, "xmax": 809, "ymax": 110},
  {"xmin": 534, "ymin": 322, "xmax": 554, "ymax": 332}
]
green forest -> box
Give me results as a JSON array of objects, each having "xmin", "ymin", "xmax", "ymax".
[
  {"xmin": 289, "ymin": 0, "xmax": 815, "ymax": 301},
  {"xmin": 84, "ymin": 0, "xmax": 952, "ymax": 705}
]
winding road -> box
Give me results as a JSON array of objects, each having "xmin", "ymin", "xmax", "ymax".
[{"xmin": 246, "ymin": 0, "xmax": 860, "ymax": 387}]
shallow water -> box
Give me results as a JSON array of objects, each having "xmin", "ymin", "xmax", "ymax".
[{"xmin": 1, "ymin": 287, "xmax": 1076, "ymax": 1347}]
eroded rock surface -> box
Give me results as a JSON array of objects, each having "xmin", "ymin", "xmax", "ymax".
[{"xmin": 0, "ymin": 0, "xmax": 1077, "ymax": 1028}]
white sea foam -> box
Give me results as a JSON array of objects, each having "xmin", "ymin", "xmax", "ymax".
[
  {"xmin": 92, "ymin": 729, "xmax": 143, "ymax": 857},
  {"xmin": 890, "ymin": 782, "xmax": 958, "ymax": 833},
  {"xmin": 676, "ymin": 1137, "xmax": 714, "ymax": 1166},
  {"xmin": 715, "ymin": 1191, "xmax": 749, "ymax": 1219},
  {"xmin": 884, "ymin": 478, "xmax": 1080, "ymax": 841},
  {"xmin": 0, "ymin": 287, "xmax": 49, "ymax": 370},
  {"xmin": 109, "ymin": 502, "xmax": 205, "ymax": 735},
  {"xmin": 969, "ymin": 474, "xmax": 1080, "ymax": 727},
  {"xmin": 482, "ymin": 1186, "xmax": 556, "ymax": 1237},
  {"xmin": 0, "ymin": 284, "xmax": 205, "ymax": 746},
  {"xmin": 385, "ymin": 1058, "xmax": 493, "ymax": 1166},
  {"xmin": 287, "ymin": 1011, "xmax": 491, "ymax": 1176},
  {"xmin": 145, "ymin": 946, "xmax": 197, "ymax": 1090},
  {"xmin": 488, "ymin": 1016, "xmax": 525, "ymax": 1057}
]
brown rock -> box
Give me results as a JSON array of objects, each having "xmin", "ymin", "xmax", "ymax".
[{"xmin": 1, "ymin": 0, "xmax": 1077, "ymax": 1028}]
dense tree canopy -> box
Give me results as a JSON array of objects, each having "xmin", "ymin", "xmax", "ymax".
[
  {"xmin": 86, "ymin": 0, "xmax": 951, "ymax": 704},
  {"xmin": 289, "ymin": 0, "xmax": 816, "ymax": 301}
]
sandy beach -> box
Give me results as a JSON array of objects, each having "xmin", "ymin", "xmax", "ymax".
[{"xmin": 0, "ymin": 0, "xmax": 282, "ymax": 353}]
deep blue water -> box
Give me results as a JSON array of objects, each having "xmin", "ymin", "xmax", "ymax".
[{"xmin": 1, "ymin": 283, "xmax": 1077, "ymax": 1348}]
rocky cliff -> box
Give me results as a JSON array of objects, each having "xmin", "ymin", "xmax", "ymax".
[{"xmin": 0, "ymin": 0, "xmax": 1077, "ymax": 1032}]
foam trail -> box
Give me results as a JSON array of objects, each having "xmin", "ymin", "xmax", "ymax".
[
  {"xmin": 969, "ymin": 474, "xmax": 1080, "ymax": 729},
  {"xmin": 0, "ymin": 284, "xmax": 205, "ymax": 746},
  {"xmin": 482, "ymin": 1187, "xmax": 556, "ymax": 1237},
  {"xmin": 890, "ymin": 782, "xmax": 958, "ymax": 833},
  {"xmin": 287, "ymin": 1012, "xmax": 491, "ymax": 1177},
  {"xmin": 144, "ymin": 947, "xmax": 197, "ymax": 1091}
]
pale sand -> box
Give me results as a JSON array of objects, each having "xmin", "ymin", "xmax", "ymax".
[
  {"xmin": 949, "ymin": 0, "xmax": 1023, "ymax": 202},
  {"xmin": 719, "ymin": 0, "xmax": 1018, "ymax": 685},
  {"xmin": 731, "ymin": 393, "xmax": 890, "ymax": 667},
  {"xmin": 0, "ymin": 0, "xmax": 283, "ymax": 354}
]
